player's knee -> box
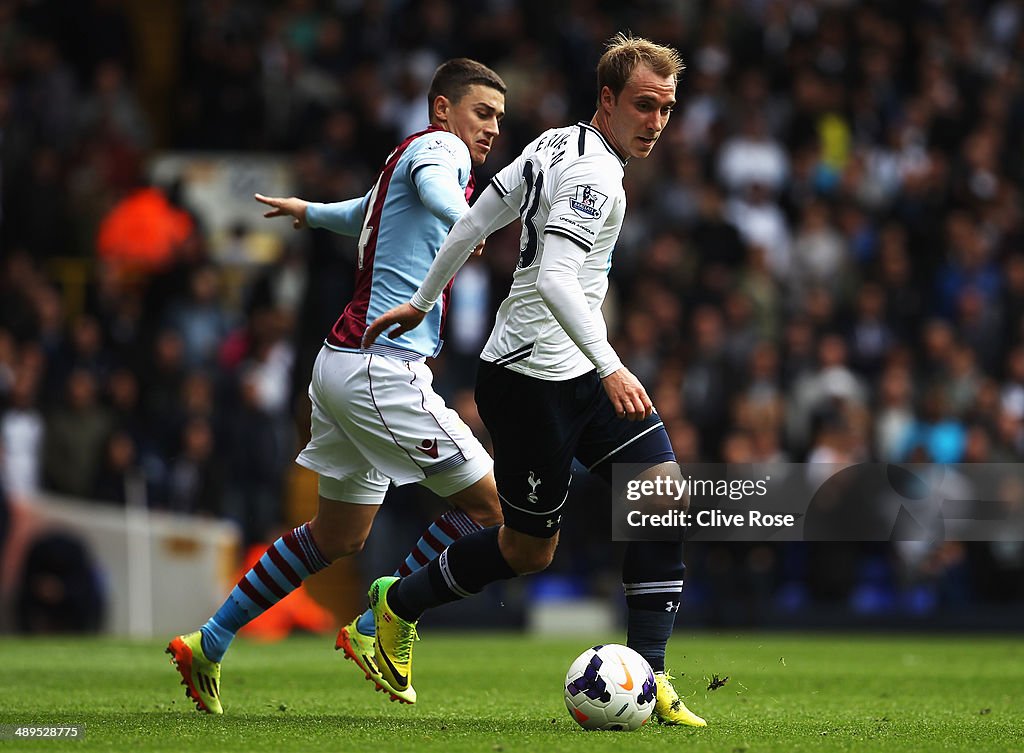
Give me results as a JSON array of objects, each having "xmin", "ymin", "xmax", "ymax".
[
  {"xmin": 458, "ymin": 495, "xmax": 503, "ymax": 528},
  {"xmin": 505, "ymin": 546, "xmax": 554, "ymax": 574},
  {"xmin": 499, "ymin": 528, "xmax": 557, "ymax": 574},
  {"xmin": 467, "ymin": 501, "xmax": 503, "ymax": 528},
  {"xmin": 448, "ymin": 474, "xmax": 504, "ymax": 527},
  {"xmin": 632, "ymin": 461, "xmax": 690, "ymax": 513}
]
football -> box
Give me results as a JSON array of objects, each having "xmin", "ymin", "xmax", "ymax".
[{"xmin": 563, "ymin": 644, "xmax": 656, "ymax": 731}]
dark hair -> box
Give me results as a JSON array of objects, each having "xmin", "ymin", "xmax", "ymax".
[
  {"xmin": 596, "ymin": 33, "xmax": 684, "ymax": 101},
  {"xmin": 427, "ymin": 58, "xmax": 506, "ymax": 111}
]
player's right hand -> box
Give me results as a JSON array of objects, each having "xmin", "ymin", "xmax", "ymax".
[
  {"xmin": 254, "ymin": 193, "xmax": 309, "ymax": 229},
  {"xmin": 363, "ymin": 302, "xmax": 428, "ymax": 348},
  {"xmin": 601, "ymin": 367, "xmax": 654, "ymax": 421}
]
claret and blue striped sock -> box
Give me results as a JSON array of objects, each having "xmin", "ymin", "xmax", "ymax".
[
  {"xmin": 199, "ymin": 522, "xmax": 330, "ymax": 662},
  {"xmin": 354, "ymin": 508, "xmax": 483, "ymax": 636}
]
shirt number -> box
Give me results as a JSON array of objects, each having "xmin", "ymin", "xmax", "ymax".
[{"xmin": 517, "ymin": 160, "xmax": 544, "ymax": 269}]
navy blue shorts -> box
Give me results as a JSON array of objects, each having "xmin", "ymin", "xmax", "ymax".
[{"xmin": 475, "ymin": 360, "xmax": 675, "ymax": 538}]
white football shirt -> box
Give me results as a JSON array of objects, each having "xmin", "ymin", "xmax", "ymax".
[{"xmin": 482, "ymin": 122, "xmax": 627, "ymax": 380}]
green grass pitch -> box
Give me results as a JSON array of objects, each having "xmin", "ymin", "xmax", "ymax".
[{"xmin": 0, "ymin": 632, "xmax": 1021, "ymax": 752}]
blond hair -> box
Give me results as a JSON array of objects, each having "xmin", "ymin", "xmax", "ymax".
[{"xmin": 596, "ymin": 33, "xmax": 684, "ymax": 101}]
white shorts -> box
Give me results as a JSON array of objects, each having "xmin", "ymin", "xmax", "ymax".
[{"xmin": 296, "ymin": 346, "xmax": 493, "ymax": 505}]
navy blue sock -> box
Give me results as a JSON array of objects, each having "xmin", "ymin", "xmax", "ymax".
[
  {"xmin": 387, "ymin": 526, "xmax": 516, "ymax": 622},
  {"xmin": 622, "ymin": 541, "xmax": 685, "ymax": 673},
  {"xmin": 626, "ymin": 609, "xmax": 677, "ymax": 673}
]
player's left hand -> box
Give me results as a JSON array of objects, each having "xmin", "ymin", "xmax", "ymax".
[
  {"xmin": 601, "ymin": 367, "xmax": 655, "ymax": 421},
  {"xmin": 471, "ymin": 240, "xmax": 486, "ymax": 257},
  {"xmin": 363, "ymin": 302, "xmax": 428, "ymax": 348}
]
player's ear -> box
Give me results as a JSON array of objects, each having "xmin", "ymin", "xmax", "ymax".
[
  {"xmin": 599, "ymin": 86, "xmax": 615, "ymax": 113},
  {"xmin": 431, "ymin": 95, "xmax": 451, "ymax": 125}
]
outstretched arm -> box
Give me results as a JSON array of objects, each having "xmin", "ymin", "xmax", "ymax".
[
  {"xmin": 362, "ymin": 185, "xmax": 518, "ymax": 347},
  {"xmin": 254, "ymin": 192, "xmax": 369, "ymax": 236}
]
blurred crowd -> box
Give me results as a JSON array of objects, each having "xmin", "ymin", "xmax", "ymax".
[{"xmin": 1, "ymin": 0, "xmax": 1023, "ymax": 625}]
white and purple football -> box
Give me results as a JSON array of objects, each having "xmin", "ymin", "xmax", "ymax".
[{"xmin": 564, "ymin": 644, "xmax": 656, "ymax": 731}]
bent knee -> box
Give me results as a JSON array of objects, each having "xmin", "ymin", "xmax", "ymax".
[
  {"xmin": 455, "ymin": 497, "xmax": 503, "ymax": 528},
  {"xmin": 510, "ymin": 548, "xmax": 555, "ymax": 574},
  {"xmin": 448, "ymin": 476, "xmax": 504, "ymax": 527},
  {"xmin": 500, "ymin": 530, "xmax": 557, "ymax": 575},
  {"xmin": 467, "ymin": 503, "xmax": 503, "ymax": 528},
  {"xmin": 635, "ymin": 460, "xmax": 691, "ymax": 513}
]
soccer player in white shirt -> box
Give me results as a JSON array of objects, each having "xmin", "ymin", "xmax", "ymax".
[
  {"xmin": 167, "ymin": 59, "xmax": 507, "ymax": 712},
  {"xmin": 363, "ymin": 34, "xmax": 706, "ymax": 727}
]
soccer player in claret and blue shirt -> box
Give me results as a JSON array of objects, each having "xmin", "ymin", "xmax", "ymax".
[
  {"xmin": 364, "ymin": 34, "xmax": 707, "ymax": 727},
  {"xmin": 167, "ymin": 58, "xmax": 506, "ymax": 713}
]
